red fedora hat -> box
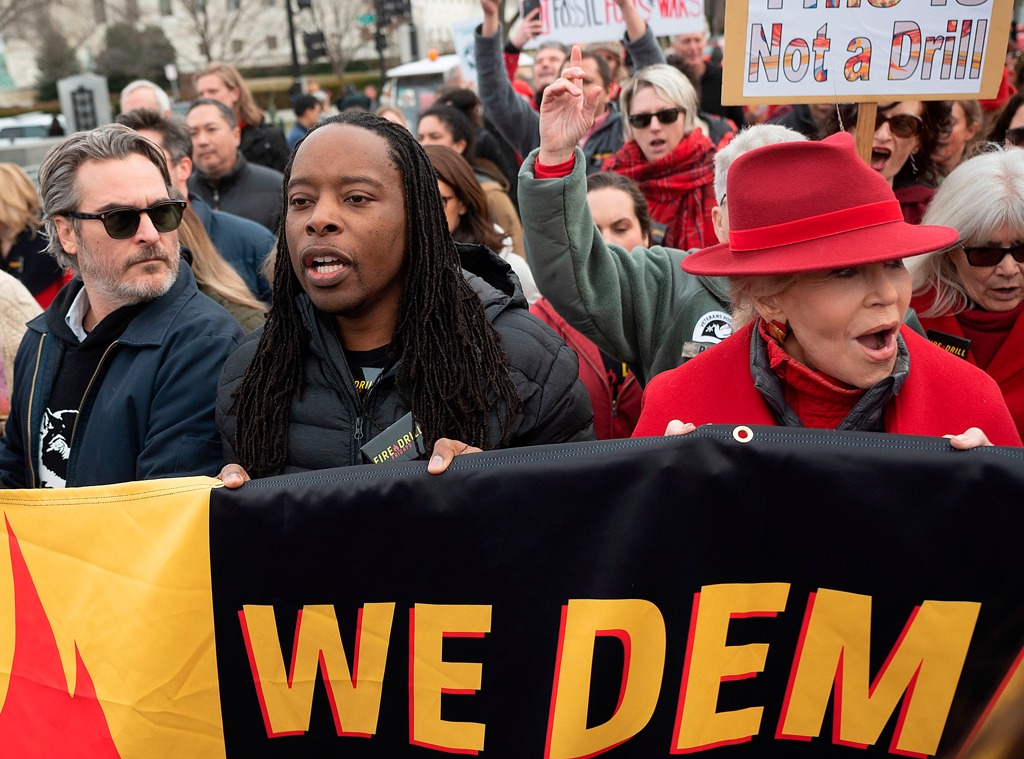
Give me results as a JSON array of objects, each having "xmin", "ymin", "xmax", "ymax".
[{"xmin": 682, "ymin": 132, "xmax": 958, "ymax": 276}]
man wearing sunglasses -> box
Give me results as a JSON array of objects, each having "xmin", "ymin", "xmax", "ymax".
[{"xmin": 0, "ymin": 124, "xmax": 244, "ymax": 489}]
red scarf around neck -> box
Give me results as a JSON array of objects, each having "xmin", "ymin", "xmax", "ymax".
[{"xmin": 602, "ymin": 128, "xmax": 717, "ymax": 250}]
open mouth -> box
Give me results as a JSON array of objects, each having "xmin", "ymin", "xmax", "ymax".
[
  {"xmin": 302, "ymin": 250, "xmax": 352, "ymax": 284},
  {"xmin": 855, "ymin": 324, "xmax": 898, "ymax": 358},
  {"xmin": 870, "ymin": 146, "xmax": 891, "ymax": 172},
  {"xmin": 990, "ymin": 285, "xmax": 1022, "ymax": 300},
  {"xmin": 310, "ymin": 256, "xmax": 347, "ymax": 274}
]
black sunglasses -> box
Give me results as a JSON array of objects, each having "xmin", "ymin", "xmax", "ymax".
[
  {"xmin": 958, "ymin": 241, "xmax": 1024, "ymax": 267},
  {"xmin": 1005, "ymin": 127, "xmax": 1024, "ymax": 147},
  {"xmin": 63, "ymin": 199, "xmax": 187, "ymax": 239},
  {"xmin": 627, "ymin": 107, "xmax": 685, "ymax": 129},
  {"xmin": 842, "ymin": 105, "xmax": 923, "ymax": 139}
]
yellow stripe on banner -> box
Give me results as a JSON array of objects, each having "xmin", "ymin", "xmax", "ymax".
[{"xmin": 0, "ymin": 476, "xmax": 224, "ymax": 757}]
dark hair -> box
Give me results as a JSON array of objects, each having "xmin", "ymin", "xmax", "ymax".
[
  {"xmin": 434, "ymin": 87, "xmax": 484, "ymax": 129},
  {"xmin": 116, "ymin": 108, "xmax": 192, "ymax": 162},
  {"xmin": 187, "ymin": 98, "xmax": 238, "ymax": 129},
  {"xmin": 563, "ymin": 50, "xmax": 613, "ymax": 89},
  {"xmin": 586, "ymin": 171, "xmax": 653, "ymax": 243},
  {"xmin": 292, "ymin": 94, "xmax": 320, "ymax": 118},
  {"xmin": 826, "ymin": 101, "xmax": 952, "ymax": 187},
  {"xmin": 231, "ymin": 112, "xmax": 522, "ymax": 477},
  {"xmin": 987, "ymin": 91, "xmax": 1024, "ymax": 143},
  {"xmin": 418, "ymin": 104, "xmax": 476, "ymax": 156},
  {"xmin": 424, "ymin": 145, "xmax": 504, "ymax": 251}
]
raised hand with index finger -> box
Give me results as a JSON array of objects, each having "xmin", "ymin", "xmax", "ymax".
[{"xmin": 538, "ymin": 45, "xmax": 603, "ymax": 165}]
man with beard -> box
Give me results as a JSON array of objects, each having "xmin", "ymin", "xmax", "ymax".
[{"xmin": 0, "ymin": 124, "xmax": 244, "ymax": 488}]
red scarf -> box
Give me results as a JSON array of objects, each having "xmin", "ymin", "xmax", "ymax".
[
  {"xmin": 760, "ymin": 320, "xmax": 863, "ymax": 429},
  {"xmin": 602, "ymin": 129, "xmax": 717, "ymax": 250},
  {"xmin": 956, "ymin": 300, "xmax": 1024, "ymax": 370}
]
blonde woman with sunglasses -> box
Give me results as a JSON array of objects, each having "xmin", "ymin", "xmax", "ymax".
[
  {"xmin": 909, "ymin": 146, "xmax": 1024, "ymax": 437},
  {"xmin": 600, "ymin": 64, "xmax": 717, "ymax": 250}
]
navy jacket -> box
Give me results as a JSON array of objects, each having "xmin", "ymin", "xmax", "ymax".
[
  {"xmin": 190, "ymin": 195, "xmax": 275, "ymax": 302},
  {"xmin": 0, "ymin": 265, "xmax": 244, "ymax": 488}
]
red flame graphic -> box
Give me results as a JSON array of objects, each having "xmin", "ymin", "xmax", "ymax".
[{"xmin": 0, "ymin": 516, "xmax": 121, "ymax": 756}]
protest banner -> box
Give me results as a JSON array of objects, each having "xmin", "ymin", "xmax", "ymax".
[
  {"xmin": 519, "ymin": 0, "xmax": 706, "ymax": 46},
  {"xmin": 0, "ymin": 427, "xmax": 1022, "ymax": 756},
  {"xmin": 722, "ymin": 0, "xmax": 1014, "ymax": 105}
]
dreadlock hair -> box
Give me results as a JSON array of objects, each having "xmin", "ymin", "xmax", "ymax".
[{"xmin": 231, "ymin": 111, "xmax": 523, "ymax": 477}]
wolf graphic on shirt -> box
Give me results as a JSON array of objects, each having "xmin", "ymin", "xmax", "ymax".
[{"xmin": 39, "ymin": 408, "xmax": 78, "ymax": 488}]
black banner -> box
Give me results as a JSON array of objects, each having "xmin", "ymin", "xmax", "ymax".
[{"xmin": 209, "ymin": 426, "xmax": 1024, "ymax": 757}]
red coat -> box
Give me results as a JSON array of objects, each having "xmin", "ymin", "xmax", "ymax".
[
  {"xmin": 633, "ymin": 322, "xmax": 1022, "ymax": 447},
  {"xmin": 914, "ymin": 305, "xmax": 1024, "ymax": 440},
  {"xmin": 531, "ymin": 298, "xmax": 641, "ymax": 440}
]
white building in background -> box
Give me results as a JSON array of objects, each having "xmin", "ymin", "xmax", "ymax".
[{"xmin": 0, "ymin": 0, "xmax": 482, "ymax": 100}]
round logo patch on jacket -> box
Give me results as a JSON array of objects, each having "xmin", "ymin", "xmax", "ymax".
[{"xmin": 681, "ymin": 310, "xmax": 734, "ymax": 361}]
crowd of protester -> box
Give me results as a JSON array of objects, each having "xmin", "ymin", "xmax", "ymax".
[{"xmin": 2, "ymin": 4, "xmax": 1024, "ymax": 490}]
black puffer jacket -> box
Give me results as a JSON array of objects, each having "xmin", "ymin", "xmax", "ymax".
[
  {"xmin": 240, "ymin": 122, "xmax": 290, "ymax": 173},
  {"xmin": 216, "ymin": 244, "xmax": 594, "ymax": 473},
  {"xmin": 187, "ymin": 151, "xmax": 283, "ymax": 233}
]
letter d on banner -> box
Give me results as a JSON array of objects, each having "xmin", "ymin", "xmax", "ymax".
[{"xmin": 546, "ymin": 599, "xmax": 666, "ymax": 758}]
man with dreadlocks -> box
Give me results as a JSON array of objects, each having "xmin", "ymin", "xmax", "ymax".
[{"xmin": 215, "ymin": 112, "xmax": 593, "ymax": 483}]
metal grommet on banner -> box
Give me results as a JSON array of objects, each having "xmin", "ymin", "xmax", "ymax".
[{"xmin": 732, "ymin": 425, "xmax": 754, "ymax": 443}]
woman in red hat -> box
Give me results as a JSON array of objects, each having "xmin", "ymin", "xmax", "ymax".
[
  {"xmin": 909, "ymin": 147, "xmax": 1024, "ymax": 438},
  {"xmin": 623, "ymin": 126, "xmax": 1021, "ymax": 446}
]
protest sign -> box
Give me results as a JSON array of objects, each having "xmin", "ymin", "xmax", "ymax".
[
  {"xmin": 723, "ymin": 0, "xmax": 1014, "ymax": 104},
  {"xmin": 521, "ymin": 0, "xmax": 706, "ymax": 46},
  {"xmin": 0, "ymin": 428, "xmax": 1022, "ymax": 756}
]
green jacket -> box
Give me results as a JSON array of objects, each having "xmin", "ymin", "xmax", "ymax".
[{"xmin": 519, "ymin": 148, "xmax": 733, "ymax": 386}]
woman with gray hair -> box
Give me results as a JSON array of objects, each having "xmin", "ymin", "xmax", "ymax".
[
  {"xmin": 601, "ymin": 64, "xmax": 716, "ymax": 250},
  {"xmin": 909, "ymin": 146, "xmax": 1024, "ymax": 435}
]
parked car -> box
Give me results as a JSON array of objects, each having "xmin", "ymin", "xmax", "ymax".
[{"xmin": 0, "ymin": 112, "xmax": 68, "ymax": 145}]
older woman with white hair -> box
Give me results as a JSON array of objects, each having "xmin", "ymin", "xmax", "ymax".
[
  {"xmin": 909, "ymin": 146, "xmax": 1024, "ymax": 435},
  {"xmin": 601, "ymin": 64, "xmax": 716, "ymax": 250}
]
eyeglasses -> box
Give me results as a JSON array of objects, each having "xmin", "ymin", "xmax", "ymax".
[
  {"xmin": 62, "ymin": 199, "xmax": 187, "ymax": 239},
  {"xmin": 958, "ymin": 241, "xmax": 1024, "ymax": 267},
  {"xmin": 1005, "ymin": 127, "xmax": 1024, "ymax": 147},
  {"xmin": 842, "ymin": 105, "xmax": 923, "ymax": 139},
  {"xmin": 627, "ymin": 107, "xmax": 685, "ymax": 129}
]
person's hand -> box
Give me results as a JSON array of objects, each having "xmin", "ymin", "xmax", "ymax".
[
  {"xmin": 945, "ymin": 427, "xmax": 993, "ymax": 450},
  {"xmin": 510, "ymin": 7, "xmax": 543, "ymax": 49},
  {"xmin": 480, "ymin": 0, "xmax": 499, "ymax": 35},
  {"xmin": 217, "ymin": 463, "xmax": 251, "ymax": 488},
  {"xmin": 611, "ymin": 0, "xmax": 646, "ymax": 41},
  {"xmin": 665, "ymin": 420, "xmax": 696, "ymax": 436},
  {"xmin": 538, "ymin": 45, "xmax": 601, "ymax": 164},
  {"xmin": 428, "ymin": 438, "xmax": 483, "ymax": 474}
]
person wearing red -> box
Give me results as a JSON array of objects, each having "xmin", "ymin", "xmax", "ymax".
[
  {"xmin": 530, "ymin": 171, "xmax": 648, "ymax": 439},
  {"xmin": 624, "ymin": 129, "xmax": 1020, "ymax": 447},
  {"xmin": 910, "ymin": 146, "xmax": 1024, "ymax": 438},
  {"xmin": 601, "ymin": 65, "xmax": 716, "ymax": 250}
]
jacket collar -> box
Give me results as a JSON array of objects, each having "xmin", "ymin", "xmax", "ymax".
[
  {"xmin": 34, "ymin": 262, "xmax": 200, "ymax": 347},
  {"xmin": 198, "ymin": 151, "xmax": 248, "ymax": 190}
]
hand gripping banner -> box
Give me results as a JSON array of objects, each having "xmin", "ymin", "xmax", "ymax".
[{"xmin": 1, "ymin": 427, "xmax": 1024, "ymax": 757}]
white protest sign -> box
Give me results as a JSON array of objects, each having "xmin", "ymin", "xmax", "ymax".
[
  {"xmin": 722, "ymin": 0, "xmax": 1013, "ymax": 103},
  {"xmin": 525, "ymin": 0, "xmax": 705, "ymax": 46},
  {"xmin": 452, "ymin": 17, "xmax": 482, "ymax": 86}
]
